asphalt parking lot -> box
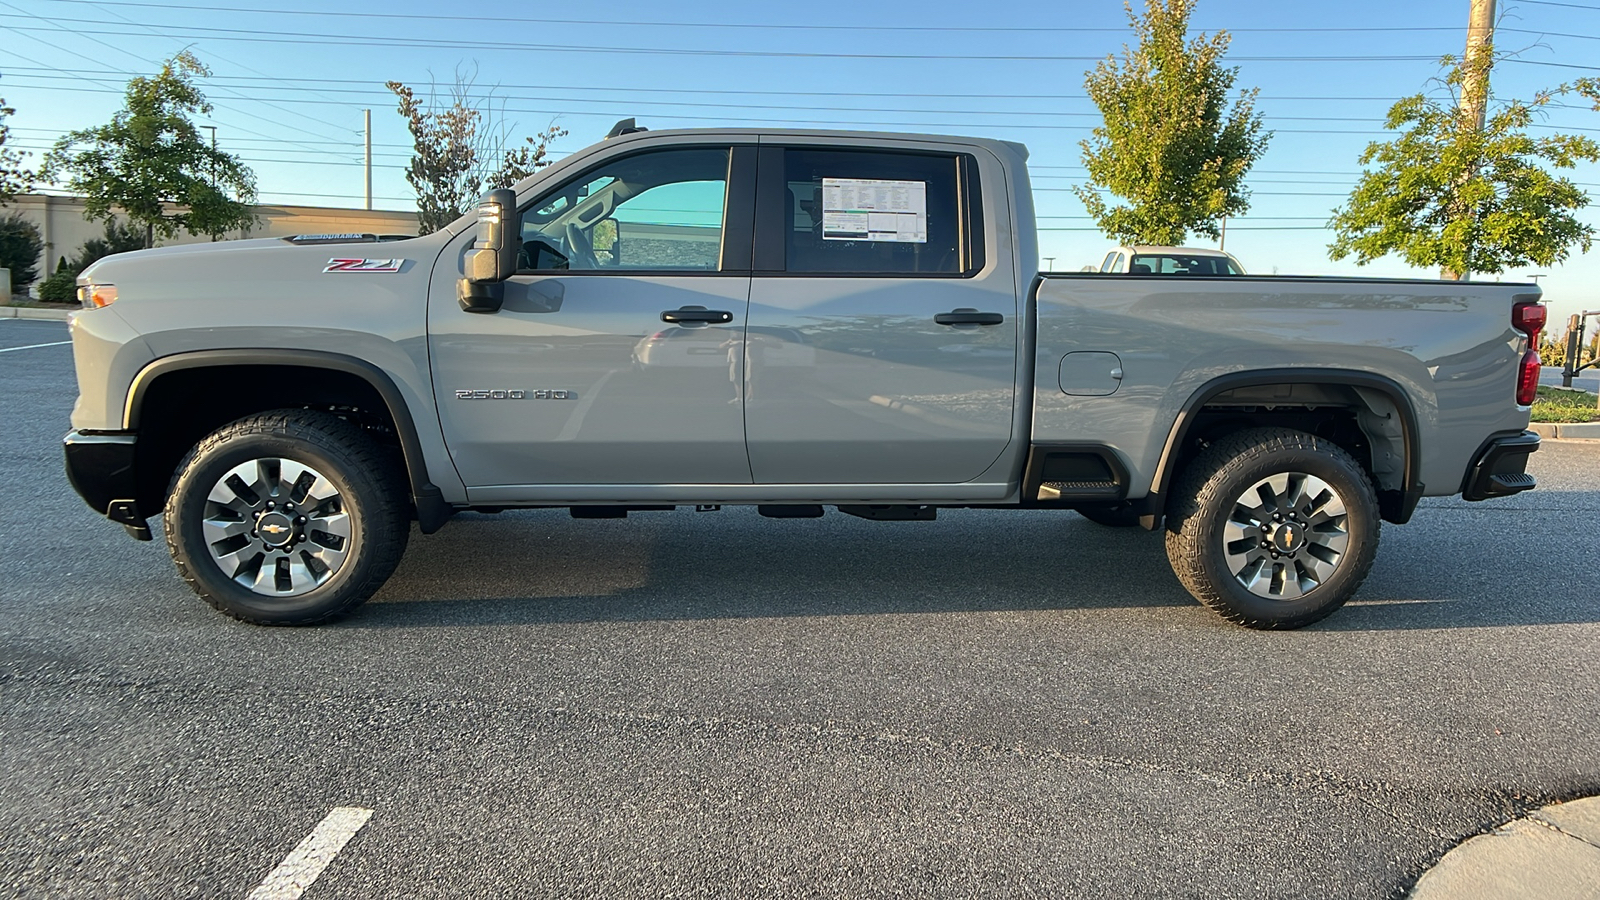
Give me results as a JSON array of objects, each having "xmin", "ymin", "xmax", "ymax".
[{"xmin": 4, "ymin": 316, "xmax": 1598, "ymax": 899}]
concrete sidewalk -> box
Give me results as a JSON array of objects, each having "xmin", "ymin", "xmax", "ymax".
[{"xmin": 1410, "ymin": 797, "xmax": 1600, "ymax": 899}]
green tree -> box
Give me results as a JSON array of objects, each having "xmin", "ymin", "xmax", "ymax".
[
  {"xmin": 388, "ymin": 70, "xmax": 566, "ymax": 234},
  {"xmin": 1076, "ymin": 0, "xmax": 1270, "ymax": 245},
  {"xmin": 1575, "ymin": 77, "xmax": 1599, "ymax": 111},
  {"xmin": 0, "ymin": 213, "xmax": 43, "ymax": 290},
  {"xmin": 40, "ymin": 51, "xmax": 257, "ymax": 248},
  {"xmin": 0, "ymin": 96, "xmax": 33, "ymax": 205},
  {"xmin": 1329, "ymin": 52, "xmax": 1598, "ymax": 279}
]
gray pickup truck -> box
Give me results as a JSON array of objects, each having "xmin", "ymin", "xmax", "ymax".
[{"xmin": 63, "ymin": 125, "xmax": 1546, "ymax": 629}]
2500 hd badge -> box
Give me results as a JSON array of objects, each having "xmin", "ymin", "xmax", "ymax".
[{"xmin": 453, "ymin": 389, "xmax": 571, "ymax": 400}]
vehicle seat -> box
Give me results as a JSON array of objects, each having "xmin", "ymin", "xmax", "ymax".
[{"xmin": 1130, "ymin": 263, "xmax": 1152, "ymax": 275}]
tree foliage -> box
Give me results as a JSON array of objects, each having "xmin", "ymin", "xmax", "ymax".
[
  {"xmin": 1076, "ymin": 0, "xmax": 1270, "ymax": 245},
  {"xmin": 40, "ymin": 52, "xmax": 257, "ymax": 248},
  {"xmin": 388, "ymin": 70, "xmax": 567, "ymax": 234},
  {"xmin": 1328, "ymin": 51, "xmax": 1598, "ymax": 279},
  {"xmin": 1575, "ymin": 77, "xmax": 1600, "ymax": 111},
  {"xmin": 0, "ymin": 96, "xmax": 33, "ymax": 205},
  {"xmin": 0, "ymin": 213, "xmax": 43, "ymax": 290}
]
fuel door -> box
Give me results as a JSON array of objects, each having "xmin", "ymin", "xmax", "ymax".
[{"xmin": 1059, "ymin": 351, "xmax": 1123, "ymax": 397}]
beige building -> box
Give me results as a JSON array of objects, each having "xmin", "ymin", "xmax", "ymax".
[{"xmin": 8, "ymin": 194, "xmax": 418, "ymax": 291}]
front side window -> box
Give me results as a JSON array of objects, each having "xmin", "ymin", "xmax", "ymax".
[
  {"xmin": 781, "ymin": 148, "xmax": 971, "ymax": 275},
  {"xmin": 519, "ymin": 147, "xmax": 729, "ymax": 272}
]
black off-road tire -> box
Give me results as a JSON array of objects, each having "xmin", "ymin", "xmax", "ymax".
[
  {"xmin": 1164, "ymin": 427, "xmax": 1380, "ymax": 630},
  {"xmin": 164, "ymin": 409, "xmax": 410, "ymax": 625}
]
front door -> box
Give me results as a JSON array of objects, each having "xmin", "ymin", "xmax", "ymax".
[{"xmin": 429, "ymin": 144, "xmax": 755, "ymax": 488}]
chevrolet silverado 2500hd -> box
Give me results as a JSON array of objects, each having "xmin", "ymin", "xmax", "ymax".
[{"xmin": 63, "ymin": 125, "xmax": 1545, "ymax": 629}]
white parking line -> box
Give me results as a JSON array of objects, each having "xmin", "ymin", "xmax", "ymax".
[
  {"xmin": 0, "ymin": 341, "xmax": 71, "ymax": 353},
  {"xmin": 245, "ymin": 807, "xmax": 373, "ymax": 900}
]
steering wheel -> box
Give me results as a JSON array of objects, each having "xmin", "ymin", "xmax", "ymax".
[{"xmin": 564, "ymin": 222, "xmax": 599, "ymax": 270}]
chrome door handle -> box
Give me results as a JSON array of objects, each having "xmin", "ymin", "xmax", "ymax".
[{"xmin": 662, "ymin": 306, "xmax": 734, "ymax": 325}]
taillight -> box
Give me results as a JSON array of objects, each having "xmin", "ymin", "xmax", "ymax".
[
  {"xmin": 1512, "ymin": 300, "xmax": 1545, "ymax": 407},
  {"xmin": 1512, "ymin": 300, "xmax": 1546, "ymax": 343},
  {"xmin": 1517, "ymin": 349, "xmax": 1541, "ymax": 406}
]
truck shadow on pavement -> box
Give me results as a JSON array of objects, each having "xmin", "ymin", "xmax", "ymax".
[{"xmin": 350, "ymin": 500, "xmax": 1599, "ymax": 631}]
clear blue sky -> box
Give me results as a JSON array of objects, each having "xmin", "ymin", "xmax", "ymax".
[{"xmin": 2, "ymin": 0, "xmax": 1598, "ymax": 321}]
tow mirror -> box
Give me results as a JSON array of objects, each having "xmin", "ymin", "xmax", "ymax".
[{"xmin": 459, "ymin": 188, "xmax": 519, "ymax": 313}]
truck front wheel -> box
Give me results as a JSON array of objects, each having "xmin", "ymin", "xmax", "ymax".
[
  {"xmin": 163, "ymin": 410, "xmax": 410, "ymax": 625},
  {"xmin": 1164, "ymin": 427, "xmax": 1379, "ymax": 629}
]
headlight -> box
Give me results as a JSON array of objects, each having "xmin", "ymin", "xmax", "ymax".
[{"xmin": 77, "ymin": 283, "xmax": 118, "ymax": 308}]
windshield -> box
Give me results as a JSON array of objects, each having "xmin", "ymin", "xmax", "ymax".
[{"xmin": 1128, "ymin": 254, "xmax": 1243, "ymax": 276}]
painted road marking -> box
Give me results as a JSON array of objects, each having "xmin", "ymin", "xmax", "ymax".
[
  {"xmin": 245, "ymin": 807, "xmax": 373, "ymax": 900},
  {"xmin": 0, "ymin": 341, "xmax": 71, "ymax": 353}
]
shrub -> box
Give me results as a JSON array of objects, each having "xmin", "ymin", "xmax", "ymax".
[
  {"xmin": 36, "ymin": 258, "xmax": 76, "ymax": 302},
  {"xmin": 72, "ymin": 217, "xmax": 145, "ymax": 272},
  {"xmin": 0, "ymin": 212, "xmax": 42, "ymax": 291}
]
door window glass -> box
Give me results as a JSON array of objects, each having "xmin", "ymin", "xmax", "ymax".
[
  {"xmin": 782, "ymin": 149, "xmax": 967, "ymax": 275},
  {"xmin": 519, "ymin": 148, "xmax": 729, "ymax": 272},
  {"xmin": 1129, "ymin": 254, "xmax": 1243, "ymax": 275},
  {"xmin": 1099, "ymin": 252, "xmax": 1118, "ymax": 273}
]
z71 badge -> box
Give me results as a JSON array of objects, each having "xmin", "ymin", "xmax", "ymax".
[
  {"xmin": 455, "ymin": 389, "xmax": 571, "ymax": 400},
  {"xmin": 323, "ymin": 258, "xmax": 404, "ymax": 273}
]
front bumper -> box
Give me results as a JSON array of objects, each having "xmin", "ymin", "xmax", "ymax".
[
  {"xmin": 63, "ymin": 430, "xmax": 152, "ymax": 540},
  {"xmin": 1461, "ymin": 430, "xmax": 1540, "ymax": 502}
]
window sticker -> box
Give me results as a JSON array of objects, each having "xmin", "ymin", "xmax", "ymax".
[{"xmin": 821, "ymin": 178, "xmax": 927, "ymax": 243}]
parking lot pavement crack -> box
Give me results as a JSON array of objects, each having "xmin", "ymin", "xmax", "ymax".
[
  {"xmin": 1530, "ymin": 816, "xmax": 1600, "ymax": 853},
  {"xmin": 544, "ymin": 705, "xmax": 1458, "ymax": 832}
]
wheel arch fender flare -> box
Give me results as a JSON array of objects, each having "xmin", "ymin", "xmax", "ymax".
[
  {"xmin": 1143, "ymin": 368, "xmax": 1424, "ymax": 526},
  {"xmin": 124, "ymin": 349, "xmax": 452, "ymax": 533}
]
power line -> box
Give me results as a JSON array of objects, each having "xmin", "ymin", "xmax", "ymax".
[
  {"xmin": 82, "ymin": 0, "xmax": 363, "ymax": 137},
  {"xmin": 0, "ymin": 13, "xmax": 363, "ymax": 158},
  {"xmin": 1517, "ymin": 0, "xmax": 1600, "ymax": 9},
  {"xmin": 27, "ymin": 0, "xmax": 1469, "ymax": 34},
  {"xmin": 0, "ymin": 20, "xmax": 1452, "ymax": 63},
  {"xmin": 0, "ymin": 82, "xmax": 1406, "ymax": 134},
  {"xmin": 0, "ymin": 72, "xmax": 1402, "ymax": 122},
  {"xmin": 0, "ymin": 66, "xmax": 1432, "ymax": 104}
]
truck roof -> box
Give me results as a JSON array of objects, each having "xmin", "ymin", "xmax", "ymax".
[{"xmin": 598, "ymin": 126, "xmax": 1030, "ymax": 161}]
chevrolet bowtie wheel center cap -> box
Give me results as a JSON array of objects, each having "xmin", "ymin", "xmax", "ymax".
[
  {"xmin": 256, "ymin": 512, "xmax": 297, "ymax": 548},
  {"xmin": 1270, "ymin": 521, "xmax": 1305, "ymax": 555}
]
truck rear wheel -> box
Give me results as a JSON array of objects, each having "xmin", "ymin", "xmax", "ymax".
[
  {"xmin": 163, "ymin": 410, "xmax": 410, "ymax": 625},
  {"xmin": 1164, "ymin": 427, "xmax": 1379, "ymax": 629}
]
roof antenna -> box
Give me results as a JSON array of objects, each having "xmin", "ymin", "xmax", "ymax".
[{"xmin": 606, "ymin": 118, "xmax": 648, "ymax": 139}]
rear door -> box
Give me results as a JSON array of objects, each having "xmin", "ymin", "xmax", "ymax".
[{"xmin": 743, "ymin": 140, "xmax": 1019, "ymax": 486}]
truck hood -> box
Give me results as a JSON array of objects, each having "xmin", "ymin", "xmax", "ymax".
[{"xmin": 78, "ymin": 235, "xmax": 426, "ymax": 283}]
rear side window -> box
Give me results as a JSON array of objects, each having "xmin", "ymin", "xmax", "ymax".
[{"xmin": 780, "ymin": 148, "xmax": 979, "ymax": 275}]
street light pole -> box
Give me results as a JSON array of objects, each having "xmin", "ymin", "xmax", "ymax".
[
  {"xmin": 202, "ymin": 126, "xmax": 219, "ymax": 241},
  {"xmin": 364, "ymin": 109, "xmax": 373, "ymax": 212}
]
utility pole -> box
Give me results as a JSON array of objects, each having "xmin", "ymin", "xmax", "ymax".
[
  {"xmin": 1444, "ymin": 0, "xmax": 1497, "ymax": 281},
  {"xmin": 363, "ymin": 109, "xmax": 373, "ymax": 211},
  {"xmin": 1219, "ymin": 216, "xmax": 1228, "ymax": 253}
]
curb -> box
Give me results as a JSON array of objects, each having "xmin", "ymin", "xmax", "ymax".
[
  {"xmin": 1530, "ymin": 422, "xmax": 1600, "ymax": 440},
  {"xmin": 0, "ymin": 306, "xmax": 75, "ymax": 321},
  {"xmin": 1410, "ymin": 796, "xmax": 1600, "ymax": 899}
]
